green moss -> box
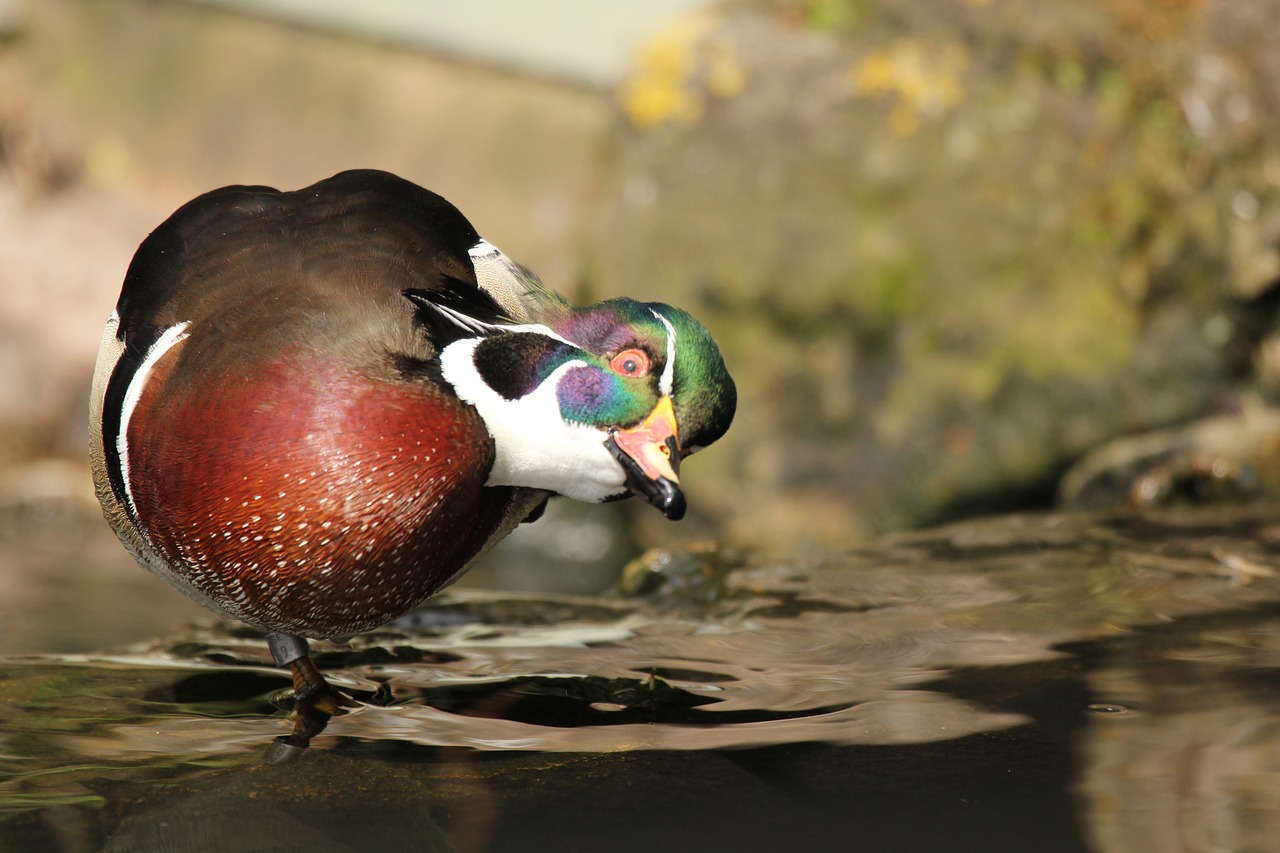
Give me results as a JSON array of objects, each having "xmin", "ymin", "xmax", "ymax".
[
  {"xmin": 1054, "ymin": 60, "xmax": 1087, "ymax": 96},
  {"xmin": 801, "ymin": 0, "xmax": 866, "ymax": 29}
]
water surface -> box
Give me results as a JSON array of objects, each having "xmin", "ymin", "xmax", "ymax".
[{"xmin": 3, "ymin": 507, "xmax": 1280, "ymax": 851}]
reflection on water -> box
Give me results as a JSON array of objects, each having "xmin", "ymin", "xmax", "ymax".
[
  {"xmin": 3, "ymin": 507, "xmax": 1280, "ymax": 851},
  {"xmin": 1077, "ymin": 616, "xmax": 1280, "ymax": 852}
]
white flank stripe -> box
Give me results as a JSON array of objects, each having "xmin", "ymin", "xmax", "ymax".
[{"xmin": 117, "ymin": 321, "xmax": 190, "ymax": 515}]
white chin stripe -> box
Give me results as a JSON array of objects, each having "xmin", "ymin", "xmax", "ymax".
[{"xmin": 117, "ymin": 321, "xmax": 190, "ymax": 513}]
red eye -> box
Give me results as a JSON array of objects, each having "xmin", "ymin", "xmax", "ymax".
[{"xmin": 610, "ymin": 348, "xmax": 651, "ymax": 378}]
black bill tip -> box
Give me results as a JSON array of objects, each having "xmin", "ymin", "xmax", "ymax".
[
  {"xmin": 605, "ymin": 434, "xmax": 687, "ymax": 520},
  {"xmin": 650, "ymin": 476, "xmax": 687, "ymax": 520}
]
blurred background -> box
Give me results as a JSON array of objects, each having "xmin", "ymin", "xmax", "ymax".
[{"xmin": 3, "ymin": 0, "xmax": 1280, "ymax": 650}]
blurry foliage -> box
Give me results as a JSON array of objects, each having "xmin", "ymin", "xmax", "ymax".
[
  {"xmin": 618, "ymin": 11, "xmax": 746, "ymax": 130},
  {"xmin": 849, "ymin": 39, "xmax": 968, "ymax": 137}
]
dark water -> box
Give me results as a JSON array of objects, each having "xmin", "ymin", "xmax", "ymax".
[{"xmin": 4, "ymin": 507, "xmax": 1280, "ymax": 851}]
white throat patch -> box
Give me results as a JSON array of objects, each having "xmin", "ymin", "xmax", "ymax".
[{"xmin": 438, "ymin": 337, "xmax": 627, "ymax": 503}]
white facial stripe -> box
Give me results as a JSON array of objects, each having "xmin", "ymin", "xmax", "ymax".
[
  {"xmin": 650, "ymin": 308, "xmax": 677, "ymax": 397},
  {"xmin": 500, "ymin": 322, "xmax": 576, "ymax": 345},
  {"xmin": 118, "ymin": 321, "xmax": 190, "ymax": 514},
  {"xmin": 438, "ymin": 338, "xmax": 628, "ymax": 502}
]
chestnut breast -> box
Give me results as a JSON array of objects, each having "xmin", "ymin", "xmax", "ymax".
[{"xmin": 126, "ymin": 341, "xmax": 512, "ymax": 639}]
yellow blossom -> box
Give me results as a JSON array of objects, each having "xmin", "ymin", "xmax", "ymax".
[
  {"xmin": 619, "ymin": 12, "xmax": 747, "ymax": 130},
  {"xmin": 850, "ymin": 39, "xmax": 969, "ymax": 136}
]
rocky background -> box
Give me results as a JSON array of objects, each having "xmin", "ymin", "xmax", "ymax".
[
  {"xmin": 593, "ymin": 0, "xmax": 1280, "ymax": 549},
  {"xmin": 3, "ymin": 0, "xmax": 1280, "ymax": 562}
]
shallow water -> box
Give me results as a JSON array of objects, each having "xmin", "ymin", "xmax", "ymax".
[{"xmin": 4, "ymin": 507, "xmax": 1280, "ymax": 851}]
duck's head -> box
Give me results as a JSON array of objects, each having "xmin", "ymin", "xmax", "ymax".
[{"xmin": 407, "ymin": 281, "xmax": 736, "ymax": 520}]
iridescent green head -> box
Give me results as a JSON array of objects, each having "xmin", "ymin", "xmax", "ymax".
[{"xmin": 548, "ymin": 298, "xmax": 736, "ymax": 452}]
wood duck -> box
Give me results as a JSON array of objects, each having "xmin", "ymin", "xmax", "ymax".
[{"xmin": 88, "ymin": 169, "xmax": 735, "ymax": 747}]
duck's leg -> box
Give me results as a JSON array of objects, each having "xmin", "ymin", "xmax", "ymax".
[{"xmin": 266, "ymin": 632, "xmax": 353, "ymax": 747}]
